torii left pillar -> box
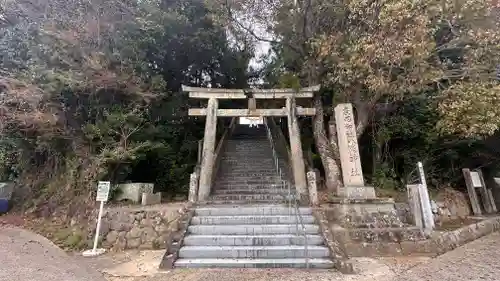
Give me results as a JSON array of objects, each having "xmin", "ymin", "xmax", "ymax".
[
  {"xmin": 198, "ymin": 98, "xmax": 218, "ymax": 201},
  {"xmin": 286, "ymin": 97, "xmax": 308, "ymax": 202}
]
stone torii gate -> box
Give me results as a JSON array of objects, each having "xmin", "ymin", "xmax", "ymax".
[{"xmin": 183, "ymin": 85, "xmax": 320, "ymax": 202}]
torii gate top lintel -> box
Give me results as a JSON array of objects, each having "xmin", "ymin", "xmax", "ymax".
[
  {"xmin": 181, "ymin": 84, "xmax": 320, "ymax": 99},
  {"xmin": 183, "ymin": 85, "xmax": 319, "ymax": 117}
]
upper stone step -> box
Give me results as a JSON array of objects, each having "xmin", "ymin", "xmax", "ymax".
[
  {"xmin": 213, "ymin": 184, "xmax": 287, "ymax": 190},
  {"xmin": 198, "ymin": 199, "xmax": 292, "ymax": 205},
  {"xmin": 187, "ymin": 224, "xmax": 320, "ymax": 235},
  {"xmin": 174, "ymin": 258, "xmax": 334, "ymax": 269},
  {"xmin": 214, "ymin": 175, "xmax": 282, "ymax": 182},
  {"xmin": 216, "ymin": 170, "xmax": 279, "ymax": 175},
  {"xmin": 178, "ymin": 245, "xmax": 330, "ymax": 259},
  {"xmin": 210, "ymin": 194, "xmax": 296, "ymax": 201},
  {"xmin": 190, "ymin": 215, "xmax": 315, "ymax": 225},
  {"xmin": 182, "ymin": 234, "xmax": 324, "ymax": 246},
  {"xmin": 195, "ymin": 206, "xmax": 312, "ymax": 216},
  {"xmin": 212, "ymin": 189, "xmax": 292, "ymax": 195}
]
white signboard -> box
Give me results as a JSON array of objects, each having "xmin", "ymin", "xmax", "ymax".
[
  {"xmin": 96, "ymin": 181, "xmax": 111, "ymax": 202},
  {"xmin": 470, "ymin": 172, "xmax": 483, "ymax": 188}
]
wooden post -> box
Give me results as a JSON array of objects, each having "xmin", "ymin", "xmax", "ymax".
[
  {"xmin": 198, "ymin": 98, "xmax": 218, "ymax": 201},
  {"xmin": 407, "ymin": 184, "xmax": 424, "ymax": 230},
  {"xmin": 462, "ymin": 168, "xmax": 482, "ymax": 215},
  {"xmin": 477, "ymin": 170, "xmax": 497, "ymax": 213},
  {"xmin": 286, "ymin": 97, "xmax": 307, "ymax": 201}
]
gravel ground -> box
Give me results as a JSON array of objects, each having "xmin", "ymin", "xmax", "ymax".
[
  {"xmin": 4, "ymin": 225, "xmax": 500, "ymax": 281},
  {"xmin": 0, "ymin": 226, "xmax": 106, "ymax": 281},
  {"xmin": 394, "ymin": 231, "xmax": 500, "ymax": 281}
]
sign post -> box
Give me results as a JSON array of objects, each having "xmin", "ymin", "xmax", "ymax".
[{"xmin": 83, "ymin": 181, "xmax": 110, "ymax": 257}]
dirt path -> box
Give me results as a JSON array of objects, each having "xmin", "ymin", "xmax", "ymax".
[
  {"xmin": 0, "ymin": 226, "xmax": 106, "ymax": 281},
  {"xmin": 394, "ymin": 231, "xmax": 500, "ymax": 281}
]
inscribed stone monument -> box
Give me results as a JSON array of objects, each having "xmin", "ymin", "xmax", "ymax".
[
  {"xmin": 334, "ymin": 103, "xmax": 364, "ymax": 186},
  {"xmin": 335, "ymin": 103, "xmax": 376, "ymax": 198}
]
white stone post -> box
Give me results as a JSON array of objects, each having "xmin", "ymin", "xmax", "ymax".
[
  {"xmin": 188, "ymin": 172, "xmax": 199, "ymax": 203},
  {"xmin": 307, "ymin": 170, "xmax": 319, "ymax": 206},
  {"xmin": 198, "ymin": 98, "xmax": 218, "ymax": 201},
  {"xmin": 417, "ymin": 162, "xmax": 435, "ymax": 233}
]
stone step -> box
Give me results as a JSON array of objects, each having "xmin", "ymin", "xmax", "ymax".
[
  {"xmin": 224, "ymin": 149, "xmax": 272, "ymax": 152},
  {"xmin": 198, "ymin": 199, "xmax": 291, "ymax": 205},
  {"xmin": 215, "ymin": 176, "xmax": 282, "ymax": 182},
  {"xmin": 188, "ymin": 224, "xmax": 319, "ymax": 235},
  {"xmin": 224, "ymin": 148, "xmax": 272, "ymax": 151},
  {"xmin": 212, "ymin": 189, "xmax": 292, "ymax": 195},
  {"xmin": 217, "ymin": 172, "xmax": 282, "ymax": 176},
  {"xmin": 216, "ymin": 175, "xmax": 283, "ymax": 179},
  {"xmin": 218, "ymin": 162, "xmax": 277, "ymax": 167},
  {"xmin": 221, "ymin": 158, "xmax": 274, "ymax": 161},
  {"xmin": 178, "ymin": 245, "xmax": 330, "ymax": 259},
  {"xmin": 227, "ymin": 137, "xmax": 269, "ymax": 142},
  {"xmin": 218, "ymin": 169, "xmax": 279, "ymax": 174},
  {"xmin": 213, "ymin": 185, "xmax": 289, "ymax": 191},
  {"xmin": 174, "ymin": 258, "xmax": 334, "ymax": 268},
  {"xmin": 183, "ymin": 234, "xmax": 324, "ymax": 246},
  {"xmin": 220, "ymin": 163, "xmax": 286, "ymax": 166},
  {"xmin": 195, "ymin": 206, "xmax": 312, "ymax": 216},
  {"xmin": 214, "ymin": 182, "xmax": 284, "ymax": 187},
  {"xmin": 191, "ymin": 215, "xmax": 315, "ymax": 225},
  {"xmin": 346, "ymin": 227, "xmax": 426, "ymax": 243},
  {"xmin": 220, "ymin": 165, "xmax": 279, "ymax": 170},
  {"xmin": 224, "ymin": 152, "xmax": 271, "ymax": 155},
  {"xmin": 210, "ymin": 194, "xmax": 296, "ymax": 201}
]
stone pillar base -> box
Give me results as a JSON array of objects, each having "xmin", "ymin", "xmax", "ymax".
[{"xmin": 337, "ymin": 186, "xmax": 376, "ymax": 199}]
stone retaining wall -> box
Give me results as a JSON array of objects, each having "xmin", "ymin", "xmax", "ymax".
[{"xmin": 90, "ymin": 203, "xmax": 190, "ymax": 251}]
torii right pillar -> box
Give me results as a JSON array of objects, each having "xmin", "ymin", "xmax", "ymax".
[{"xmin": 286, "ymin": 97, "xmax": 308, "ymax": 203}]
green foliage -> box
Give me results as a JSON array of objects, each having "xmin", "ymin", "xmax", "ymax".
[{"xmin": 0, "ymin": 0, "xmax": 251, "ymax": 213}]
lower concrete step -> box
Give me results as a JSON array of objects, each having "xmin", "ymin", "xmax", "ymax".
[
  {"xmin": 183, "ymin": 234, "xmax": 324, "ymax": 246},
  {"xmin": 174, "ymin": 258, "xmax": 334, "ymax": 268},
  {"xmin": 178, "ymin": 245, "xmax": 330, "ymax": 259},
  {"xmin": 187, "ymin": 224, "xmax": 320, "ymax": 235},
  {"xmin": 195, "ymin": 206, "xmax": 312, "ymax": 216},
  {"xmin": 190, "ymin": 215, "xmax": 315, "ymax": 225}
]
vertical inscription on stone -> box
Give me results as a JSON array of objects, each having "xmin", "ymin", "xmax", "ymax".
[{"xmin": 335, "ymin": 103, "xmax": 365, "ymax": 186}]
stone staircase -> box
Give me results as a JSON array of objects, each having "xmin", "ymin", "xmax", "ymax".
[{"xmin": 175, "ymin": 125, "xmax": 334, "ymax": 268}]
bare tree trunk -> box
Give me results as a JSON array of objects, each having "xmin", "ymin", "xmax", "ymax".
[{"xmin": 313, "ymin": 95, "xmax": 341, "ymax": 192}]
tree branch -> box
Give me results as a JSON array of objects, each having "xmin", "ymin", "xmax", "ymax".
[{"xmin": 224, "ymin": 0, "xmax": 304, "ymax": 56}]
